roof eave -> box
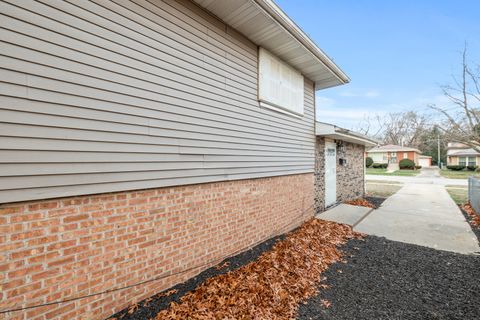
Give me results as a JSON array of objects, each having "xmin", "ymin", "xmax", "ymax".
[
  {"xmin": 253, "ymin": 0, "xmax": 350, "ymax": 88},
  {"xmin": 368, "ymin": 149, "xmax": 421, "ymax": 153},
  {"xmin": 192, "ymin": 0, "xmax": 350, "ymax": 90},
  {"xmin": 315, "ymin": 122, "xmax": 378, "ymax": 147}
]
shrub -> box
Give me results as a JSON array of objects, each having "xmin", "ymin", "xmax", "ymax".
[
  {"xmin": 446, "ymin": 165, "xmax": 465, "ymax": 171},
  {"xmin": 467, "ymin": 165, "xmax": 478, "ymax": 171},
  {"xmin": 365, "ymin": 157, "xmax": 373, "ymax": 168},
  {"xmin": 371, "ymin": 163, "xmax": 388, "ymax": 169},
  {"xmin": 415, "ymin": 165, "xmax": 422, "ymax": 169},
  {"xmin": 399, "ymin": 158, "xmax": 415, "ymax": 170}
]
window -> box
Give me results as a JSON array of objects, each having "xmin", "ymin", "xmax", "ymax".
[
  {"xmin": 468, "ymin": 157, "xmax": 476, "ymax": 166},
  {"xmin": 389, "ymin": 152, "xmax": 397, "ymax": 163},
  {"xmin": 258, "ymin": 47, "xmax": 304, "ymax": 116},
  {"xmin": 459, "ymin": 156, "xmax": 467, "ymax": 166},
  {"xmin": 403, "ymin": 152, "xmax": 408, "ymax": 159}
]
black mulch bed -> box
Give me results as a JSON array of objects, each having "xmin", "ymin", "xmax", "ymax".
[
  {"xmin": 364, "ymin": 196, "xmax": 387, "ymax": 208},
  {"xmin": 109, "ymin": 209, "xmax": 479, "ymax": 320},
  {"xmin": 298, "ymin": 236, "xmax": 480, "ymax": 320},
  {"xmin": 108, "ymin": 233, "xmax": 286, "ymax": 320},
  {"xmin": 459, "ymin": 206, "xmax": 480, "ymax": 242}
]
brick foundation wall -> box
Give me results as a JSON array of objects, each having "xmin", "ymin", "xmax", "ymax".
[
  {"xmin": 336, "ymin": 142, "xmax": 366, "ymax": 202},
  {"xmin": 0, "ymin": 173, "xmax": 314, "ymax": 320},
  {"xmin": 315, "ymin": 138, "xmax": 365, "ymax": 212}
]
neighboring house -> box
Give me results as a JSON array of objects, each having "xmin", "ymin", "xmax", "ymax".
[
  {"xmin": 315, "ymin": 122, "xmax": 378, "ymax": 209},
  {"xmin": 447, "ymin": 142, "xmax": 480, "ymax": 167},
  {"xmin": 0, "ymin": 1, "xmax": 353, "ymax": 319},
  {"xmin": 367, "ymin": 144, "xmax": 422, "ymax": 165},
  {"xmin": 418, "ymin": 155, "xmax": 433, "ymax": 167}
]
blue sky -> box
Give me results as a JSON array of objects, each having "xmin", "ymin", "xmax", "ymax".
[{"xmin": 276, "ymin": 0, "xmax": 480, "ymax": 129}]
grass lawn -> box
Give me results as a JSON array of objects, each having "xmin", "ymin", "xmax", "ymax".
[
  {"xmin": 440, "ymin": 169, "xmax": 480, "ymax": 179},
  {"xmin": 366, "ymin": 168, "xmax": 419, "ymax": 176},
  {"xmin": 366, "ymin": 182, "xmax": 403, "ymax": 197},
  {"xmin": 445, "ymin": 186, "xmax": 468, "ymax": 205}
]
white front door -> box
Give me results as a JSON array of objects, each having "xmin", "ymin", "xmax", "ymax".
[{"xmin": 325, "ymin": 140, "xmax": 337, "ymax": 207}]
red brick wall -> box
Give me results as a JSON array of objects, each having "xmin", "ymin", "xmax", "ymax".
[
  {"xmin": 0, "ymin": 173, "xmax": 314, "ymax": 320},
  {"xmin": 406, "ymin": 151, "xmax": 415, "ymax": 162},
  {"xmin": 397, "ymin": 151, "xmax": 417, "ymax": 163}
]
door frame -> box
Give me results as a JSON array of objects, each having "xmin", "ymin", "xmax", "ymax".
[{"xmin": 324, "ymin": 139, "xmax": 337, "ymax": 208}]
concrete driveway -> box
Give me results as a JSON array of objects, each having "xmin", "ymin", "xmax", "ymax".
[
  {"xmin": 366, "ymin": 167, "xmax": 467, "ymax": 186},
  {"xmin": 355, "ymin": 183, "xmax": 479, "ymax": 254}
]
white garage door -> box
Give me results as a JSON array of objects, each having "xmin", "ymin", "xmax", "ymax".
[{"xmin": 419, "ymin": 158, "xmax": 430, "ymax": 167}]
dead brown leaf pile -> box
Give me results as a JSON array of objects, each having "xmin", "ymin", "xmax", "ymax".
[
  {"xmin": 462, "ymin": 203, "xmax": 480, "ymax": 228},
  {"xmin": 344, "ymin": 198, "xmax": 376, "ymax": 208},
  {"xmin": 156, "ymin": 219, "xmax": 362, "ymax": 319}
]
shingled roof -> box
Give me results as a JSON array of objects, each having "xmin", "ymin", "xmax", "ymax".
[{"xmin": 367, "ymin": 144, "xmax": 421, "ymax": 153}]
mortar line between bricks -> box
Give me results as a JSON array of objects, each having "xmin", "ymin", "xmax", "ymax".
[{"xmin": 0, "ymin": 202, "xmax": 314, "ymax": 315}]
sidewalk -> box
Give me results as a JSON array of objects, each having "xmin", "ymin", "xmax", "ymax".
[
  {"xmin": 355, "ymin": 184, "xmax": 479, "ymax": 254},
  {"xmin": 366, "ymin": 174, "xmax": 467, "ymax": 186}
]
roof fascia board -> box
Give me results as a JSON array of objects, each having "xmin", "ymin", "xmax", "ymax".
[
  {"xmin": 316, "ymin": 122, "xmax": 378, "ymax": 146},
  {"xmin": 253, "ymin": 0, "xmax": 350, "ymax": 86},
  {"xmin": 332, "ymin": 133, "xmax": 378, "ymax": 147},
  {"xmin": 368, "ymin": 149, "xmax": 421, "ymax": 153}
]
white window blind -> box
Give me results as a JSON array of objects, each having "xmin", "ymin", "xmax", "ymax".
[{"xmin": 258, "ymin": 47, "xmax": 304, "ymax": 115}]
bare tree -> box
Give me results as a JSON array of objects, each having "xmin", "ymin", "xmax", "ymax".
[
  {"xmin": 356, "ymin": 110, "xmax": 432, "ymax": 147},
  {"xmin": 355, "ymin": 114, "xmax": 385, "ymax": 139},
  {"xmin": 430, "ymin": 45, "xmax": 480, "ymax": 152},
  {"xmin": 381, "ymin": 111, "xmax": 432, "ymax": 147}
]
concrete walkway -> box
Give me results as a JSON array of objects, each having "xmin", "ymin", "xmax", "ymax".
[
  {"xmin": 317, "ymin": 204, "xmax": 373, "ymax": 226},
  {"xmin": 416, "ymin": 166, "xmax": 441, "ymax": 178},
  {"xmin": 355, "ymin": 184, "xmax": 479, "ymax": 254}
]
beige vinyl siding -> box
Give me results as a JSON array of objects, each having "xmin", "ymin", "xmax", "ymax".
[{"xmin": 0, "ymin": 0, "xmax": 316, "ymax": 203}]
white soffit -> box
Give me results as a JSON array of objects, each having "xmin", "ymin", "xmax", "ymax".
[
  {"xmin": 315, "ymin": 122, "xmax": 378, "ymax": 147},
  {"xmin": 192, "ymin": 0, "xmax": 350, "ymax": 90}
]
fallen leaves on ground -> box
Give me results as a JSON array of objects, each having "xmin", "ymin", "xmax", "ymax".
[
  {"xmin": 344, "ymin": 198, "xmax": 376, "ymax": 208},
  {"xmin": 156, "ymin": 219, "xmax": 362, "ymax": 319},
  {"xmin": 121, "ymin": 289, "xmax": 179, "ymax": 318},
  {"xmin": 215, "ymin": 261, "xmax": 230, "ymax": 270},
  {"xmin": 155, "ymin": 289, "xmax": 178, "ymax": 299},
  {"xmin": 462, "ymin": 203, "xmax": 480, "ymax": 228},
  {"xmin": 127, "ymin": 304, "xmax": 138, "ymax": 315},
  {"xmin": 320, "ymin": 299, "xmax": 332, "ymax": 309}
]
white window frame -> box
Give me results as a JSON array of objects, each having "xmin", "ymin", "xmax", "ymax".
[
  {"xmin": 403, "ymin": 152, "xmax": 408, "ymax": 159},
  {"xmin": 258, "ymin": 47, "xmax": 304, "ymax": 117}
]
